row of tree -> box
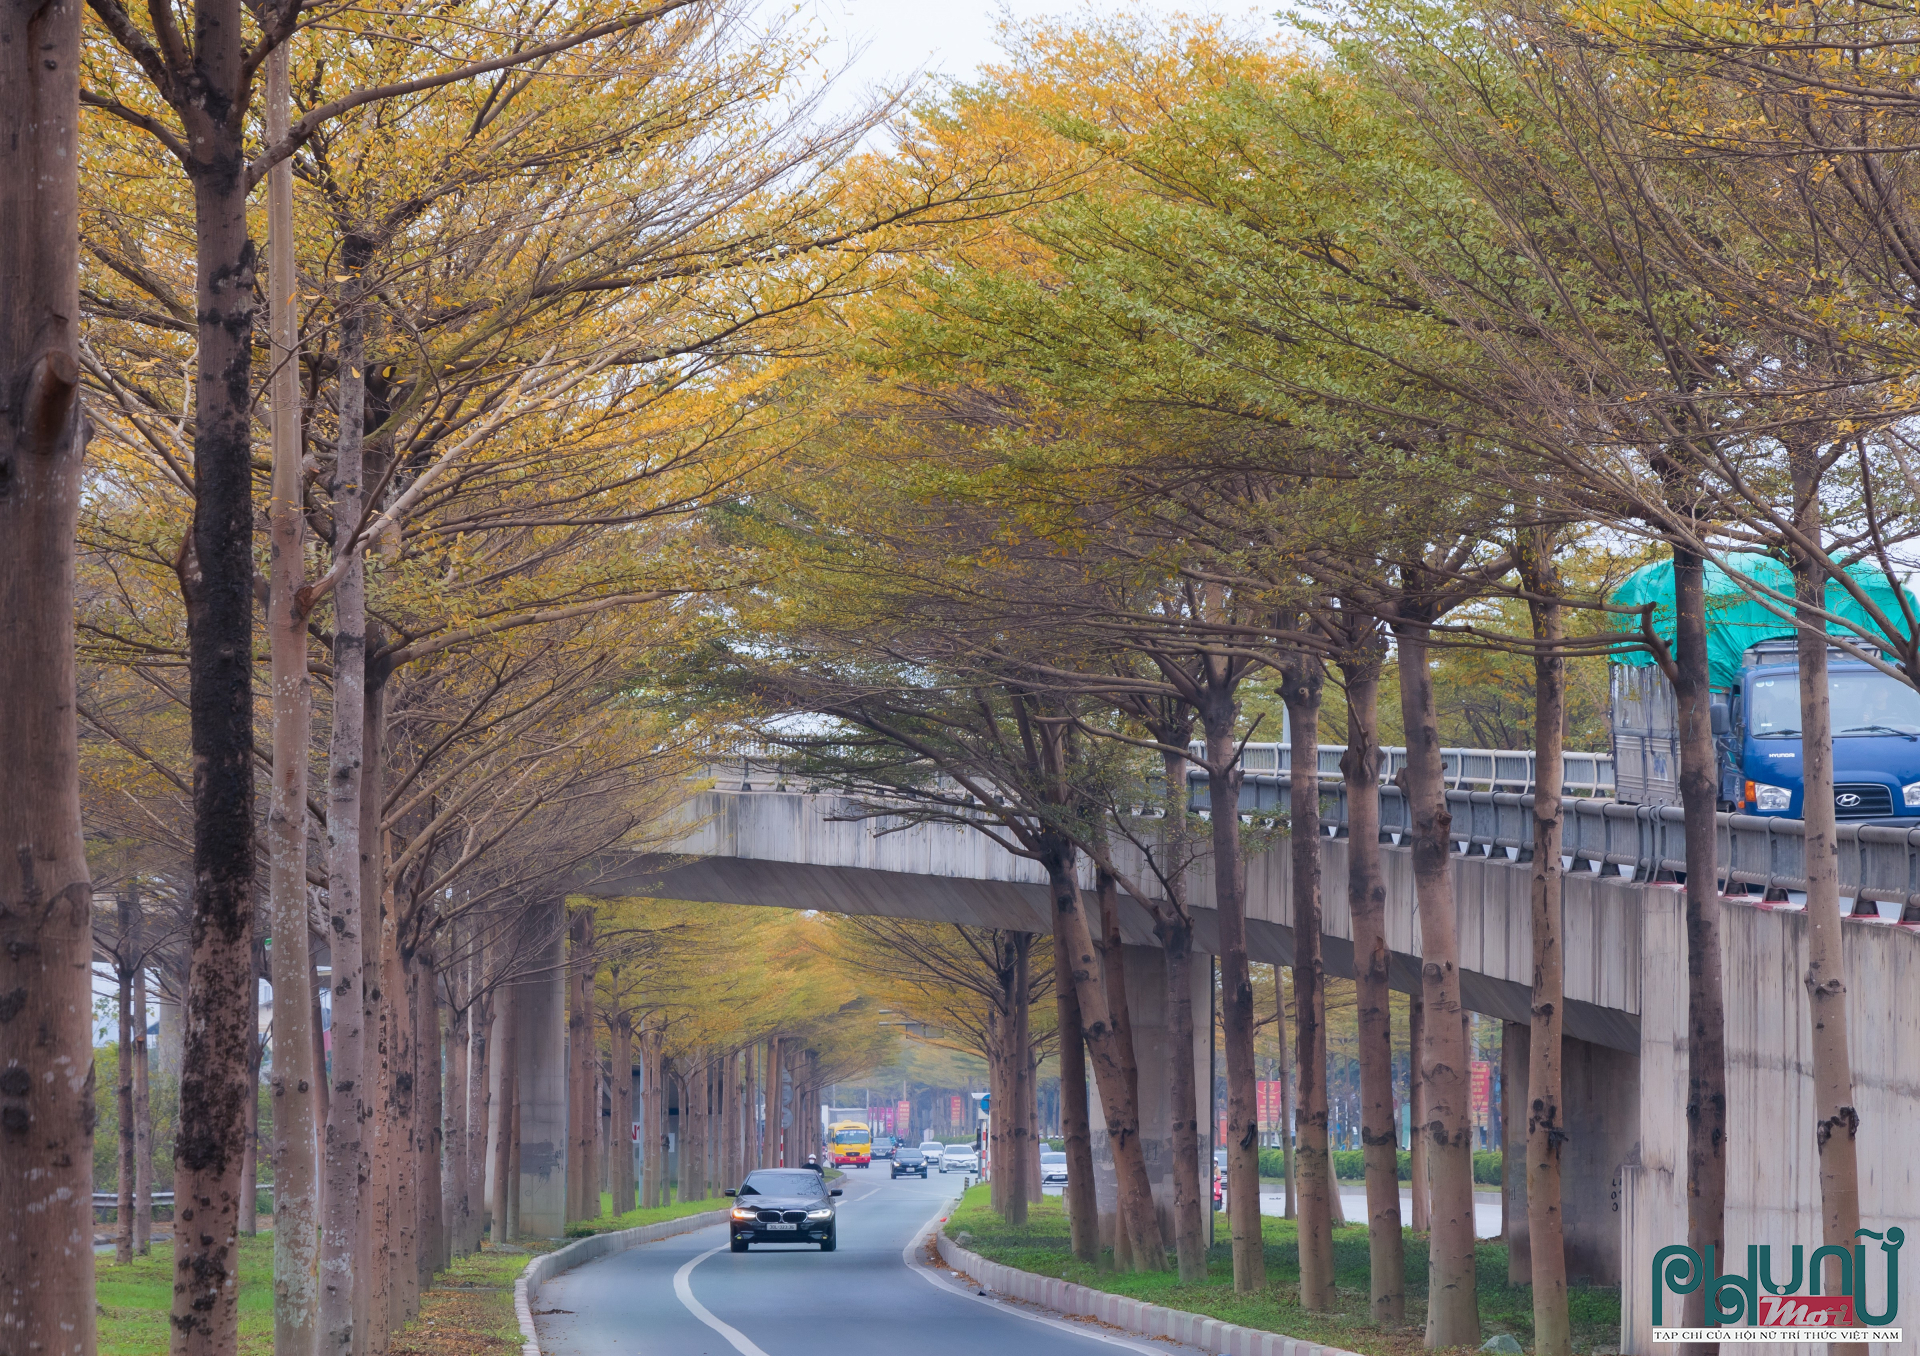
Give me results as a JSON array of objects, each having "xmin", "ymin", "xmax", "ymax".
[
  {"xmin": 8, "ymin": 0, "xmax": 1018, "ymax": 1349},
  {"xmin": 10, "ymin": 1, "xmax": 1920, "ymax": 1354},
  {"xmin": 660, "ymin": 7, "xmax": 1920, "ymax": 1352}
]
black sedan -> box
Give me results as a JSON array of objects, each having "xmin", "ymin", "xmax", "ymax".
[
  {"xmin": 890, "ymin": 1147, "xmax": 929, "ymax": 1179},
  {"xmin": 725, "ymin": 1169, "xmax": 843, "ymax": 1252}
]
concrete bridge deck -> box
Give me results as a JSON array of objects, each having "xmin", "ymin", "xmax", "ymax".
[{"xmin": 579, "ymin": 788, "xmax": 1920, "ymax": 1355}]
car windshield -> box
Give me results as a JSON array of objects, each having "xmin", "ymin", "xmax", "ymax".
[
  {"xmin": 738, "ymin": 1171, "xmax": 823, "ymax": 1198},
  {"xmin": 832, "ymin": 1130, "xmax": 868, "ymax": 1145},
  {"xmin": 920, "ymin": 1143, "xmax": 942, "ymax": 1152},
  {"xmin": 1749, "ymin": 669, "xmax": 1920, "ymax": 738},
  {"xmin": 1041, "ymin": 1153, "xmax": 1067, "ymax": 1164},
  {"xmin": 897, "ymin": 1149, "xmax": 923, "ymax": 1160}
]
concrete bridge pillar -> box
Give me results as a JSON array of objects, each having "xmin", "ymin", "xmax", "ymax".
[
  {"xmin": 1086, "ymin": 944, "xmax": 1214, "ymax": 1251},
  {"xmin": 1496, "ymin": 1024, "xmax": 1640, "ymax": 1285},
  {"xmin": 514, "ymin": 900, "xmax": 568, "ymax": 1238}
]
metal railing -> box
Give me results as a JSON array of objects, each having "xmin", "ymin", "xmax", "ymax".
[
  {"xmin": 1188, "ymin": 741, "xmax": 1614, "ymax": 796},
  {"xmin": 700, "ymin": 746, "xmax": 1920, "ymax": 912},
  {"xmin": 1213, "ymin": 774, "xmax": 1920, "ymax": 914}
]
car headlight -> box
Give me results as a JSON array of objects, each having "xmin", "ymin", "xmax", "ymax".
[
  {"xmin": 730, "ymin": 1207, "xmax": 757, "ymax": 1220},
  {"xmin": 1754, "ymin": 783, "xmax": 1793, "ymax": 811},
  {"xmin": 807, "ymin": 1208, "xmax": 833, "ymax": 1219},
  {"xmin": 1904, "ymin": 782, "xmax": 1920, "ymax": 808}
]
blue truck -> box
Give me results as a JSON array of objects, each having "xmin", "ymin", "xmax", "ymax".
[{"xmin": 1609, "ymin": 554, "xmax": 1920, "ymax": 823}]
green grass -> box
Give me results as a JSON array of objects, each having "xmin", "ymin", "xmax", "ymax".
[
  {"xmin": 943, "ymin": 1186, "xmax": 1619, "ymax": 1356},
  {"xmin": 94, "ymin": 1230, "xmax": 541, "ymax": 1356},
  {"xmin": 566, "ymin": 1192, "xmax": 731, "ymax": 1237},
  {"xmin": 97, "ymin": 1234, "xmax": 276, "ymax": 1356},
  {"xmin": 391, "ymin": 1247, "xmax": 533, "ymax": 1355}
]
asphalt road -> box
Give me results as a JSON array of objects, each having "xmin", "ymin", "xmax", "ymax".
[{"xmin": 534, "ymin": 1168, "xmax": 1210, "ymax": 1356}]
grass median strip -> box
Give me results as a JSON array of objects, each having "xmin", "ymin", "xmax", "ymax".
[
  {"xmin": 943, "ymin": 1187, "xmax": 1620, "ymax": 1356},
  {"xmin": 566, "ymin": 1193, "xmax": 730, "ymax": 1237}
]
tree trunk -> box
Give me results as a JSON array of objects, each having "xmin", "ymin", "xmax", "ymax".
[
  {"xmin": 1026, "ymin": 1046, "xmax": 1044, "ymax": 1203},
  {"xmin": 1283, "ymin": 660, "xmax": 1336, "ymax": 1311},
  {"xmin": 1340, "ymin": 653, "xmax": 1406, "ymax": 1324},
  {"xmin": 685, "ymin": 1054, "xmax": 703, "ymax": 1206},
  {"xmin": 134, "ymin": 959, "xmax": 154, "ymax": 1255},
  {"xmin": 418, "ymin": 949, "xmax": 446, "ymax": 1282},
  {"xmin": 1279, "ymin": 973, "xmax": 1296, "ymax": 1221},
  {"xmin": 1162, "ymin": 918, "xmax": 1207, "ymax": 1282},
  {"xmin": 0, "ymin": 0, "xmax": 91, "ymax": 1345},
  {"xmin": 1044, "ymin": 843, "xmax": 1163, "ymax": 1270},
  {"xmin": 265, "ymin": 41, "xmax": 321, "ymax": 1351},
  {"xmin": 392, "ymin": 952, "xmax": 420, "ymax": 1324},
  {"xmin": 1671, "ymin": 548, "xmax": 1728, "ymax": 1346},
  {"xmin": 117, "ymin": 945, "xmax": 136, "ymax": 1266},
  {"xmin": 740, "ymin": 1047, "xmax": 755, "ymax": 1175},
  {"xmin": 506, "ymin": 1078, "xmax": 521, "ymax": 1240},
  {"xmin": 173, "ymin": 31, "xmax": 268, "ymax": 1350},
  {"xmin": 319, "ymin": 236, "xmax": 373, "ymax": 1356},
  {"xmin": 645, "ymin": 1032, "xmax": 667, "ymax": 1208},
  {"xmin": 447, "ymin": 986, "xmax": 470, "ymax": 1261},
  {"xmin": 1409, "ymin": 992, "xmax": 1428, "ymax": 1231},
  {"xmin": 758, "ymin": 1057, "xmax": 770, "ymax": 1175},
  {"xmin": 1094, "ymin": 871, "xmax": 1140, "ymax": 1248},
  {"xmin": 567, "ymin": 909, "xmax": 595, "ymax": 1222},
  {"xmin": 1197, "ymin": 686, "xmax": 1265, "ymax": 1292},
  {"xmin": 363, "ymin": 677, "xmax": 398, "ymax": 1351},
  {"xmin": 365, "ymin": 919, "xmax": 396, "ymax": 1349},
  {"xmin": 241, "ymin": 1040, "xmax": 259, "ymax": 1237},
  {"xmin": 464, "ymin": 988, "xmax": 490, "ymax": 1255},
  {"xmin": 1787, "ymin": 490, "xmax": 1863, "ymax": 1320},
  {"xmin": 1395, "ymin": 620, "xmax": 1481, "ymax": 1348},
  {"xmin": 490, "ymin": 983, "xmax": 517, "ymax": 1243},
  {"xmin": 612, "ymin": 1015, "xmax": 636, "ymax": 1215},
  {"xmin": 1053, "ymin": 933, "xmax": 1100, "ymax": 1263},
  {"xmin": 1007, "ymin": 935, "xmax": 1034, "ymax": 1225},
  {"xmin": 1521, "ymin": 538, "xmax": 1571, "ymax": 1356}
]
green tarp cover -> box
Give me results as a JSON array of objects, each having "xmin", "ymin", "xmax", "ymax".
[{"xmin": 1608, "ymin": 552, "xmax": 1915, "ymax": 690}]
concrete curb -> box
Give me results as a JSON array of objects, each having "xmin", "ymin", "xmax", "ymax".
[
  {"xmin": 933, "ymin": 1229, "xmax": 1369, "ymax": 1356},
  {"xmin": 513, "ymin": 1208, "xmax": 730, "ymax": 1356}
]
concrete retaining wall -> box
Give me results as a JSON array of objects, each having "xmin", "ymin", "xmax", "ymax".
[
  {"xmin": 513, "ymin": 1208, "xmax": 728, "ymax": 1356},
  {"xmin": 1622, "ymin": 891, "xmax": 1920, "ymax": 1356},
  {"xmin": 934, "ymin": 1228, "xmax": 1365, "ymax": 1356}
]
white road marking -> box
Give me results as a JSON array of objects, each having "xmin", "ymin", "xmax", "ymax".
[
  {"xmin": 898, "ymin": 1199, "xmax": 1183, "ymax": 1355},
  {"xmin": 673, "ymin": 1247, "xmax": 772, "ymax": 1356},
  {"xmin": 669, "ymin": 1183, "xmax": 879, "ymax": 1356}
]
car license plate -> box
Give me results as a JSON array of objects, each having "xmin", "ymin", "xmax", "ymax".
[{"xmin": 766, "ymin": 1222, "xmax": 797, "ymax": 1231}]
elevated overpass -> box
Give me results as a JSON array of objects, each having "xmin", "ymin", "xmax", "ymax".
[{"xmin": 499, "ymin": 760, "xmax": 1920, "ymax": 1355}]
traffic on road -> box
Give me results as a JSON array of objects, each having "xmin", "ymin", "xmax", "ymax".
[{"xmin": 533, "ymin": 1167, "xmax": 1211, "ymax": 1356}]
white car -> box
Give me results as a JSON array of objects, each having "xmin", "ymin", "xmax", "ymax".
[
  {"xmin": 941, "ymin": 1148, "xmax": 980, "ymax": 1175},
  {"xmin": 918, "ymin": 1140, "xmax": 946, "ymax": 1167},
  {"xmin": 1040, "ymin": 1151, "xmax": 1069, "ymax": 1184}
]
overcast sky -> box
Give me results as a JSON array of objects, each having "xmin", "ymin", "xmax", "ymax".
[{"xmin": 801, "ymin": 0, "xmax": 1283, "ymax": 117}]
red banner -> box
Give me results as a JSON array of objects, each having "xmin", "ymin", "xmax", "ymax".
[
  {"xmin": 1257, "ymin": 1079, "xmax": 1285, "ymax": 1128},
  {"xmin": 951, "ymin": 1095, "xmax": 963, "ymax": 1126},
  {"xmin": 897, "ymin": 1100, "xmax": 911, "ymax": 1138},
  {"xmin": 1471, "ymin": 1061, "xmax": 1492, "ymax": 1116}
]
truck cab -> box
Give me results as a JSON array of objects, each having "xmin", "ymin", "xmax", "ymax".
[{"xmin": 1726, "ymin": 643, "xmax": 1920, "ymax": 823}]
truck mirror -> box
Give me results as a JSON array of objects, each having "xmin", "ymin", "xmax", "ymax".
[{"xmin": 1710, "ymin": 699, "xmax": 1731, "ymax": 736}]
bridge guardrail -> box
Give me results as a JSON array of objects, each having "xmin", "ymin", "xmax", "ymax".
[
  {"xmin": 699, "ymin": 751, "xmax": 1916, "ymax": 912},
  {"xmin": 1185, "ymin": 741, "xmax": 1614, "ymax": 795},
  {"xmin": 1219, "ymin": 773, "xmax": 1920, "ymax": 913}
]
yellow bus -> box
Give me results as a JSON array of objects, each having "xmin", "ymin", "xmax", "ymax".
[{"xmin": 828, "ymin": 1120, "xmax": 872, "ymax": 1168}]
